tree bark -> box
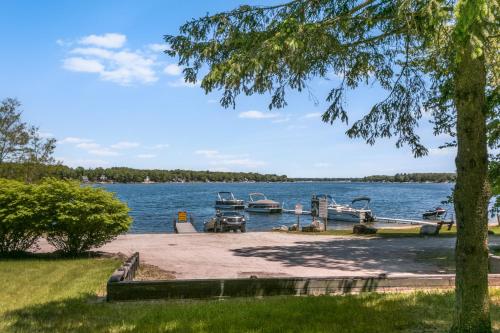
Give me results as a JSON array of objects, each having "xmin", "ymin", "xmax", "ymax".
[{"xmin": 452, "ymin": 42, "xmax": 491, "ymax": 332}]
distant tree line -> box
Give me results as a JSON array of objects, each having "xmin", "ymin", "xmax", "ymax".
[
  {"xmin": 0, "ymin": 162, "xmax": 460, "ymax": 184},
  {"xmin": 294, "ymin": 173, "xmax": 456, "ymax": 183},
  {"xmin": 360, "ymin": 173, "xmax": 456, "ymax": 183},
  {"xmin": 0, "ymin": 163, "xmax": 289, "ymax": 183}
]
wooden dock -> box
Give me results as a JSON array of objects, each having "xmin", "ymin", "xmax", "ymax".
[
  {"xmin": 174, "ymin": 222, "xmax": 197, "ymax": 234},
  {"xmin": 375, "ymin": 216, "xmax": 453, "ymax": 226}
]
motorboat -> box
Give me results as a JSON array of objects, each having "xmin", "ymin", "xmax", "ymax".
[
  {"xmin": 246, "ymin": 193, "xmax": 282, "ymax": 213},
  {"xmin": 204, "ymin": 210, "xmax": 246, "ymax": 232},
  {"xmin": 214, "ymin": 191, "xmax": 245, "ymax": 210},
  {"xmin": 422, "ymin": 207, "xmax": 447, "ymax": 220},
  {"xmin": 314, "ymin": 194, "xmax": 374, "ymax": 222}
]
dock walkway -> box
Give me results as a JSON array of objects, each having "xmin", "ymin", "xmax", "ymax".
[{"xmin": 174, "ymin": 222, "xmax": 197, "ymax": 234}]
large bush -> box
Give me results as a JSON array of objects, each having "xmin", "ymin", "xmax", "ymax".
[
  {"xmin": 0, "ymin": 179, "xmax": 42, "ymax": 253},
  {"xmin": 36, "ymin": 179, "xmax": 132, "ymax": 254}
]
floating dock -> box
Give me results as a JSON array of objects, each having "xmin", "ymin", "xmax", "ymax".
[
  {"xmin": 375, "ymin": 216, "xmax": 453, "ymax": 226},
  {"xmin": 282, "ymin": 209, "xmax": 312, "ymax": 215}
]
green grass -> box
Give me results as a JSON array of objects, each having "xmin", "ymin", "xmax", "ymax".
[
  {"xmin": 1, "ymin": 257, "xmax": 500, "ymax": 332},
  {"xmin": 299, "ymin": 225, "xmax": 500, "ymax": 238}
]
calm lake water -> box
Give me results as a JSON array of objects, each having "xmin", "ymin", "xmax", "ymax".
[{"xmin": 96, "ymin": 182, "xmax": 455, "ymax": 233}]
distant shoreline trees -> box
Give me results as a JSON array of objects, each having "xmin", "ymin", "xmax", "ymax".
[{"xmin": 0, "ymin": 162, "xmax": 456, "ymax": 184}]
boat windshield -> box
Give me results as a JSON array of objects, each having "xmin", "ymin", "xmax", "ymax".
[
  {"xmin": 316, "ymin": 194, "xmax": 337, "ymax": 205},
  {"xmin": 249, "ymin": 193, "xmax": 267, "ymax": 201},
  {"xmin": 218, "ymin": 192, "xmax": 235, "ymax": 200}
]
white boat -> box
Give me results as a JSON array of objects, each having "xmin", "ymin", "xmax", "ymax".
[
  {"xmin": 246, "ymin": 193, "xmax": 282, "ymax": 213},
  {"xmin": 316, "ymin": 195, "xmax": 373, "ymax": 222},
  {"xmin": 215, "ymin": 192, "xmax": 245, "ymax": 210}
]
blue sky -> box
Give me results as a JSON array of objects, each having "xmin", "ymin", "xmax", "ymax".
[{"xmin": 0, "ymin": 0, "xmax": 456, "ymax": 177}]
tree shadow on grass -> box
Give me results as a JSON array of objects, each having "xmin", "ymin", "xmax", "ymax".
[
  {"xmin": 3, "ymin": 290, "xmax": 480, "ymax": 333},
  {"xmin": 232, "ymin": 237, "xmax": 453, "ymax": 275}
]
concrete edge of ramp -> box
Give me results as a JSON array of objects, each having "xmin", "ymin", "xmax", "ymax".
[{"xmin": 106, "ymin": 253, "xmax": 500, "ymax": 301}]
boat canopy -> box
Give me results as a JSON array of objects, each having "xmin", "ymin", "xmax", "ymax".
[
  {"xmin": 218, "ymin": 191, "xmax": 235, "ymax": 200},
  {"xmin": 249, "ymin": 193, "xmax": 267, "ymax": 201},
  {"xmin": 351, "ymin": 196, "xmax": 371, "ymax": 204}
]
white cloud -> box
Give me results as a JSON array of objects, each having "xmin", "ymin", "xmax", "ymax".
[
  {"xmin": 63, "ymin": 57, "xmax": 104, "ymax": 73},
  {"xmin": 56, "ymin": 157, "xmax": 109, "ymax": 168},
  {"xmin": 88, "ymin": 148, "xmax": 120, "ymax": 156},
  {"xmin": 167, "ymin": 77, "xmax": 199, "ymax": 88},
  {"xmin": 238, "ymin": 110, "xmax": 279, "ymax": 119},
  {"xmin": 76, "ymin": 142, "xmax": 101, "ymax": 150},
  {"xmin": 110, "ymin": 141, "xmax": 140, "ymax": 149},
  {"xmin": 149, "ymin": 144, "xmax": 170, "ymax": 150},
  {"xmin": 148, "ymin": 43, "xmax": 168, "ymax": 52},
  {"xmin": 164, "ymin": 64, "xmax": 182, "ymax": 76},
  {"xmin": 314, "ymin": 162, "xmax": 331, "ymax": 168},
  {"xmin": 195, "ymin": 149, "xmax": 266, "ymax": 169},
  {"xmin": 195, "ymin": 150, "xmax": 220, "ymax": 158},
  {"xmin": 71, "ymin": 47, "xmax": 113, "ymax": 58},
  {"xmin": 137, "ymin": 154, "xmax": 156, "ymax": 159},
  {"xmin": 302, "ymin": 112, "xmax": 322, "ymax": 119},
  {"xmin": 62, "ymin": 35, "xmax": 159, "ymax": 85},
  {"xmin": 272, "ymin": 116, "xmax": 291, "ymax": 123},
  {"xmin": 60, "ymin": 137, "xmax": 92, "ymax": 144},
  {"xmin": 80, "ymin": 33, "xmax": 126, "ymax": 49}
]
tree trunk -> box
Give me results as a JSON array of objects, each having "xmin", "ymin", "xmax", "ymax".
[{"xmin": 452, "ymin": 42, "xmax": 491, "ymax": 332}]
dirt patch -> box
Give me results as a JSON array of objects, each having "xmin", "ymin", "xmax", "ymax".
[{"xmin": 135, "ymin": 263, "xmax": 176, "ymax": 281}]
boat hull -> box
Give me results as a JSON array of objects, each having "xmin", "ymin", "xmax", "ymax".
[
  {"xmin": 327, "ymin": 208, "xmax": 371, "ymax": 222},
  {"xmin": 215, "ymin": 203, "xmax": 245, "ymax": 210},
  {"xmin": 246, "ymin": 206, "xmax": 282, "ymax": 214}
]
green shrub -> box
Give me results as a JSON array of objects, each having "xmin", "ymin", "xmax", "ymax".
[
  {"xmin": 36, "ymin": 178, "xmax": 132, "ymax": 254},
  {"xmin": 0, "ymin": 179, "xmax": 42, "ymax": 253}
]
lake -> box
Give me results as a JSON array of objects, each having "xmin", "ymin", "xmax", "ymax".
[{"xmin": 96, "ymin": 182, "xmax": 455, "ymax": 233}]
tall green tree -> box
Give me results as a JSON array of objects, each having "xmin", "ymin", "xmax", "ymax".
[
  {"xmin": 0, "ymin": 98, "xmax": 57, "ymax": 182},
  {"xmin": 0, "ymin": 98, "xmax": 29, "ymax": 163},
  {"xmin": 165, "ymin": 0, "xmax": 498, "ymax": 331}
]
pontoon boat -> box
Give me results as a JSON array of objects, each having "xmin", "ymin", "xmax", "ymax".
[
  {"xmin": 215, "ymin": 191, "xmax": 245, "ymax": 210},
  {"xmin": 315, "ymin": 195, "xmax": 374, "ymax": 222},
  {"xmin": 246, "ymin": 193, "xmax": 282, "ymax": 213}
]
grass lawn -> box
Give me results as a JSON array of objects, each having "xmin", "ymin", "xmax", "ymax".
[
  {"xmin": 1, "ymin": 257, "xmax": 500, "ymax": 332},
  {"xmin": 299, "ymin": 225, "xmax": 500, "ymax": 238}
]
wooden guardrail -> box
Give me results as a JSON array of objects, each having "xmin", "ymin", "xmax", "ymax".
[{"xmin": 107, "ymin": 252, "xmax": 140, "ymax": 285}]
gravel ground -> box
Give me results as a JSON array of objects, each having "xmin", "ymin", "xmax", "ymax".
[{"xmin": 37, "ymin": 232, "xmax": 500, "ymax": 279}]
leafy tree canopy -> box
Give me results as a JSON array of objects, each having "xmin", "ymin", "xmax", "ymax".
[{"xmin": 165, "ymin": 0, "xmax": 498, "ymax": 157}]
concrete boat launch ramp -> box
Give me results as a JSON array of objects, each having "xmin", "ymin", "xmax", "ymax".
[{"xmin": 77, "ymin": 232, "xmax": 499, "ymax": 280}]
